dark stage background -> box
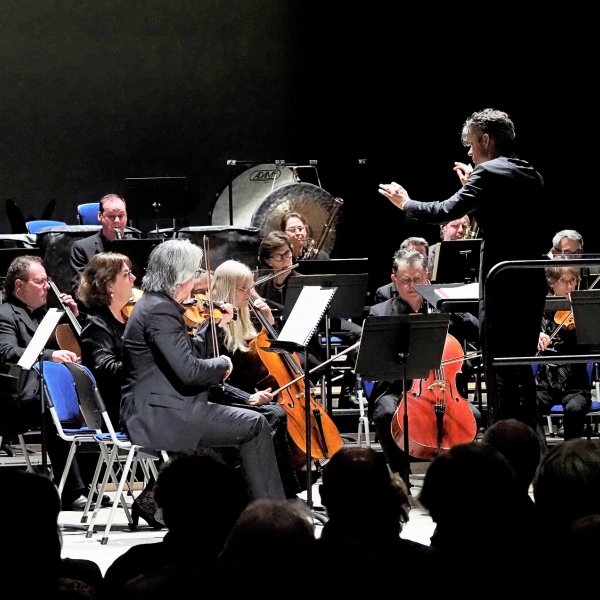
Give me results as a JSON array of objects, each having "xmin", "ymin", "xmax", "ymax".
[{"xmin": 1, "ymin": 2, "xmax": 596, "ymax": 294}]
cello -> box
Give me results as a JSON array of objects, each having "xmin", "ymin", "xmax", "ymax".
[
  {"xmin": 248, "ymin": 297, "xmax": 344, "ymax": 470},
  {"xmin": 390, "ymin": 332, "xmax": 477, "ymax": 460}
]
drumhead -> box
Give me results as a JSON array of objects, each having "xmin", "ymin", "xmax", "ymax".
[{"xmin": 211, "ymin": 163, "xmax": 295, "ymax": 226}]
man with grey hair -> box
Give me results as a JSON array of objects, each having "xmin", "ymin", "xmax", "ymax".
[{"xmin": 549, "ymin": 229, "xmax": 583, "ymax": 257}]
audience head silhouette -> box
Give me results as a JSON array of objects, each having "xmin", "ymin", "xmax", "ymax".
[{"xmin": 481, "ymin": 418, "xmax": 541, "ymax": 494}]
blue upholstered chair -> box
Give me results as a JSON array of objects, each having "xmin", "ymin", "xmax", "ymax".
[
  {"xmin": 76, "ymin": 203, "xmax": 100, "ymax": 225},
  {"xmin": 25, "ymin": 220, "xmax": 66, "ymax": 234}
]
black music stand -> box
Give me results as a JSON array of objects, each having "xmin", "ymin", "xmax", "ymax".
[
  {"xmin": 124, "ymin": 176, "xmax": 190, "ymax": 235},
  {"xmin": 432, "ymin": 239, "xmax": 481, "ymax": 284},
  {"xmin": 283, "ymin": 273, "xmax": 368, "ymax": 413},
  {"xmin": 296, "ymin": 258, "xmax": 369, "ymax": 276},
  {"xmin": 571, "ymin": 290, "xmax": 600, "ymax": 350},
  {"xmin": 355, "ymin": 314, "xmax": 449, "ymax": 489},
  {"xmin": 106, "ymin": 238, "xmax": 162, "ymax": 281},
  {"xmin": 267, "ymin": 285, "xmax": 336, "ymax": 509}
]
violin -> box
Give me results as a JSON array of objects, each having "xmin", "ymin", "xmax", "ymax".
[
  {"xmin": 554, "ymin": 310, "xmax": 575, "ymax": 330},
  {"xmin": 121, "ymin": 287, "xmax": 144, "ymax": 321},
  {"xmin": 182, "ymin": 293, "xmax": 238, "ymax": 330},
  {"xmin": 391, "ymin": 333, "xmax": 477, "ymax": 460}
]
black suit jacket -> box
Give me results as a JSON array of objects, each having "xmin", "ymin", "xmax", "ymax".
[
  {"xmin": 404, "ymin": 155, "xmax": 547, "ymax": 357},
  {"xmin": 120, "ymin": 292, "xmax": 231, "ymax": 450},
  {"xmin": 70, "ymin": 231, "xmax": 107, "ymax": 294}
]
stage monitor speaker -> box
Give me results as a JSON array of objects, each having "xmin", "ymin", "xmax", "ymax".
[{"xmin": 175, "ymin": 226, "xmax": 260, "ymax": 271}]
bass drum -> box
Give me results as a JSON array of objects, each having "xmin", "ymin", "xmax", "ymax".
[{"xmin": 211, "ymin": 163, "xmax": 341, "ymax": 255}]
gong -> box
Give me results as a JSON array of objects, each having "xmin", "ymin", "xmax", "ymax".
[{"xmin": 211, "ymin": 164, "xmax": 341, "ymax": 255}]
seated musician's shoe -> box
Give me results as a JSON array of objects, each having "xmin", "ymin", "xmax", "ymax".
[
  {"xmin": 338, "ymin": 390, "xmax": 361, "ymax": 408},
  {"xmin": 69, "ymin": 495, "xmax": 89, "ymax": 511},
  {"xmin": 91, "ymin": 491, "xmax": 113, "ymax": 507}
]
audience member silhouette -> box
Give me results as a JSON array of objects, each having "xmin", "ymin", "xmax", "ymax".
[
  {"xmin": 102, "ymin": 448, "xmax": 249, "ymax": 595},
  {"xmin": 317, "ymin": 446, "xmax": 435, "ymax": 596},
  {"xmin": 0, "ymin": 468, "xmax": 102, "ymax": 596},
  {"xmin": 419, "ymin": 442, "xmax": 528, "ymax": 592},
  {"xmin": 217, "ymin": 499, "xmax": 315, "ymax": 597}
]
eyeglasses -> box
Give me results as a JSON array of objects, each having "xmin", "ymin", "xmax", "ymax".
[
  {"xmin": 194, "ymin": 269, "xmax": 206, "ymax": 279},
  {"xmin": 396, "ymin": 275, "xmax": 425, "ymax": 286},
  {"xmin": 556, "ymin": 278, "xmax": 579, "ymax": 286},
  {"xmin": 269, "ymin": 250, "xmax": 292, "ymax": 261},
  {"xmin": 27, "ymin": 278, "xmax": 49, "ymax": 286},
  {"xmin": 285, "ymin": 226, "xmax": 306, "ymax": 234}
]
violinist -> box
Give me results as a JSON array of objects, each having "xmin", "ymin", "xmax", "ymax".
[
  {"xmin": 280, "ymin": 210, "xmax": 330, "ymax": 261},
  {"xmin": 121, "ymin": 239, "xmax": 285, "ymax": 500},
  {"xmin": 77, "ymin": 252, "xmax": 136, "ymax": 428},
  {"xmin": 0, "ymin": 255, "xmax": 103, "ymax": 510},
  {"xmin": 536, "ymin": 265, "xmax": 591, "ymax": 439},
  {"xmin": 368, "ymin": 250, "xmax": 479, "ymax": 476},
  {"xmin": 209, "ymin": 259, "xmax": 301, "ymax": 497}
]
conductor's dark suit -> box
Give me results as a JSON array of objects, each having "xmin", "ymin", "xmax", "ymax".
[
  {"xmin": 121, "ymin": 291, "xmax": 285, "ymax": 500},
  {"xmin": 404, "ymin": 155, "xmax": 548, "ymax": 429}
]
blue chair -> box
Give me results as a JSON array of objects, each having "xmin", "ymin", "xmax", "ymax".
[
  {"xmin": 64, "ymin": 362, "xmax": 167, "ymax": 544},
  {"xmin": 25, "ymin": 220, "xmax": 67, "ymax": 234},
  {"xmin": 35, "ymin": 361, "xmax": 102, "ymax": 500},
  {"xmin": 77, "ymin": 202, "xmax": 100, "ymax": 225},
  {"xmin": 536, "ymin": 362, "xmax": 600, "ymax": 438}
]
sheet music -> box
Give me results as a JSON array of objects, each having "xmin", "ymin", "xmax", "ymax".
[
  {"xmin": 18, "ymin": 308, "xmax": 64, "ymax": 370},
  {"xmin": 434, "ymin": 282, "xmax": 479, "ymax": 300},
  {"xmin": 278, "ymin": 286, "xmax": 336, "ymax": 347}
]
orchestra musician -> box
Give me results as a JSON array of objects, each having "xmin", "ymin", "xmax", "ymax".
[
  {"xmin": 379, "ymin": 108, "xmax": 549, "ymax": 435},
  {"xmin": 120, "ymin": 239, "xmax": 285, "ymax": 500},
  {"xmin": 536, "ymin": 265, "xmax": 590, "ymax": 439},
  {"xmin": 77, "ymin": 252, "xmax": 136, "ymax": 428},
  {"xmin": 374, "ymin": 236, "xmax": 429, "ymax": 303},
  {"xmin": 70, "ymin": 193, "xmax": 128, "ymax": 296},
  {"xmin": 209, "ymin": 259, "xmax": 301, "ymax": 497},
  {"xmin": 427, "ymin": 215, "xmax": 472, "ymax": 277},
  {"xmin": 280, "ymin": 211, "xmax": 330, "ymax": 261},
  {"xmin": 368, "ymin": 249, "xmax": 479, "ymax": 477},
  {"xmin": 0, "ymin": 255, "xmax": 104, "ymax": 510}
]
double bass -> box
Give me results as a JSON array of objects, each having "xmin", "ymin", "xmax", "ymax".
[
  {"xmin": 390, "ymin": 332, "xmax": 477, "ymax": 460},
  {"xmin": 248, "ymin": 298, "xmax": 343, "ymax": 470}
]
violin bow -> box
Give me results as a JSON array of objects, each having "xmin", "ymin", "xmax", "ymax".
[{"xmin": 202, "ymin": 235, "xmax": 220, "ymax": 357}]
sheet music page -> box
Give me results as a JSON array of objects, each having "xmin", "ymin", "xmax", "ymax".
[
  {"xmin": 18, "ymin": 308, "xmax": 64, "ymax": 370},
  {"xmin": 278, "ymin": 286, "xmax": 337, "ymax": 347},
  {"xmin": 434, "ymin": 282, "xmax": 479, "ymax": 300}
]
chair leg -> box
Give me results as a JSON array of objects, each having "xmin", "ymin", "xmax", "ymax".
[{"xmin": 17, "ymin": 434, "xmax": 35, "ymax": 473}]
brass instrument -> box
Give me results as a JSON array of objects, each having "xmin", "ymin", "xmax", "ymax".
[
  {"xmin": 302, "ymin": 197, "xmax": 344, "ymax": 260},
  {"xmin": 463, "ymin": 218, "xmax": 479, "ymax": 240}
]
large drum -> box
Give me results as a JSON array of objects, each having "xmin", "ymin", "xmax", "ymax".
[{"xmin": 211, "ymin": 163, "xmax": 342, "ymax": 256}]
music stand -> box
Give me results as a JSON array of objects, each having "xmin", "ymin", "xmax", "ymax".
[
  {"xmin": 432, "ymin": 239, "xmax": 481, "ymax": 283},
  {"xmin": 268, "ymin": 285, "xmax": 336, "ymax": 508},
  {"xmin": 124, "ymin": 176, "xmax": 190, "ymax": 235},
  {"xmin": 283, "ymin": 273, "xmax": 368, "ymax": 413},
  {"xmin": 296, "ymin": 258, "xmax": 369, "ymax": 276},
  {"xmin": 355, "ymin": 314, "xmax": 449, "ymax": 488},
  {"xmin": 571, "ymin": 290, "xmax": 600, "ymax": 350},
  {"xmin": 106, "ymin": 238, "xmax": 162, "ymax": 281}
]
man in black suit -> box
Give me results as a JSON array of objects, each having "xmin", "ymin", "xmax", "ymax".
[
  {"xmin": 379, "ymin": 108, "xmax": 549, "ymax": 435},
  {"xmin": 0, "ymin": 255, "xmax": 102, "ymax": 510},
  {"xmin": 70, "ymin": 194, "xmax": 127, "ymax": 295}
]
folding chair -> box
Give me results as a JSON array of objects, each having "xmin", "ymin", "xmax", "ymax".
[{"xmin": 64, "ymin": 363, "xmax": 168, "ymax": 544}]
